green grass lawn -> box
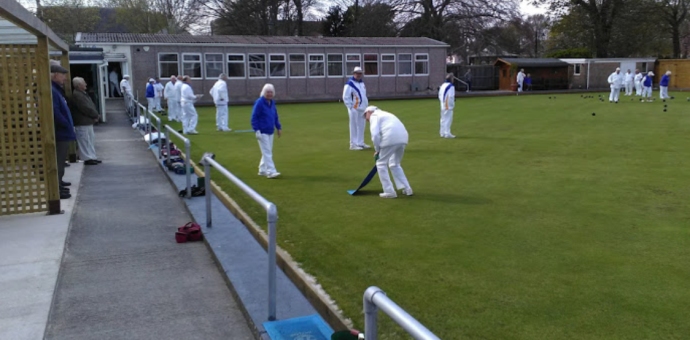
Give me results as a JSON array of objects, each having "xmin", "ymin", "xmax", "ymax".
[{"xmin": 167, "ymin": 92, "xmax": 690, "ymax": 339}]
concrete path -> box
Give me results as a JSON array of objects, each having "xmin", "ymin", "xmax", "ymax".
[
  {"xmin": 43, "ymin": 108, "xmax": 254, "ymax": 339},
  {"xmin": 0, "ymin": 163, "xmax": 83, "ymax": 340}
]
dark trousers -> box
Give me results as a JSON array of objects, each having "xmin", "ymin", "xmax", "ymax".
[{"xmin": 56, "ymin": 141, "xmax": 70, "ymax": 188}]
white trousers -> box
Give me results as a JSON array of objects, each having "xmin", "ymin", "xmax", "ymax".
[
  {"xmin": 167, "ymin": 99, "xmax": 180, "ymax": 121},
  {"xmin": 147, "ymin": 98, "xmax": 155, "ymax": 114},
  {"xmin": 635, "ymin": 82, "xmax": 643, "ymax": 96},
  {"xmin": 660, "ymin": 86, "xmax": 669, "ymax": 99},
  {"xmin": 440, "ymin": 109, "xmax": 454, "ymax": 137},
  {"xmin": 377, "ymin": 144, "xmax": 411, "ymax": 195},
  {"xmin": 75, "ymin": 125, "xmax": 97, "ymax": 161},
  {"xmin": 517, "ymin": 80, "xmax": 523, "ymax": 92},
  {"xmin": 624, "ymin": 81, "xmax": 633, "ymax": 95},
  {"xmin": 348, "ymin": 108, "xmax": 366, "ymax": 147},
  {"xmin": 154, "ymin": 97, "xmax": 163, "ymax": 111},
  {"xmin": 609, "ymin": 86, "xmax": 621, "ymax": 102},
  {"xmin": 216, "ymin": 105, "xmax": 229, "ymax": 130},
  {"xmin": 256, "ymin": 132, "xmax": 277, "ymax": 174},
  {"xmin": 642, "ymin": 86, "xmax": 652, "ymax": 98},
  {"xmin": 110, "ymin": 81, "xmax": 121, "ymax": 97},
  {"xmin": 181, "ymin": 102, "xmax": 198, "ymax": 133}
]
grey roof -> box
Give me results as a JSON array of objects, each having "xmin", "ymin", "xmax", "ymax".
[
  {"xmin": 496, "ymin": 58, "xmax": 569, "ymax": 67},
  {"xmin": 76, "ymin": 32, "xmax": 449, "ymax": 47}
]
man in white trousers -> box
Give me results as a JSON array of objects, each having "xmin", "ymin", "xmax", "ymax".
[
  {"xmin": 659, "ymin": 71, "xmax": 671, "ymax": 99},
  {"xmin": 634, "ymin": 69, "xmax": 643, "ymax": 96},
  {"xmin": 145, "ymin": 78, "xmax": 156, "ymax": 113},
  {"xmin": 342, "ymin": 66, "xmax": 370, "ymax": 150},
  {"xmin": 163, "ymin": 76, "xmax": 180, "ymax": 122},
  {"xmin": 364, "ymin": 106, "xmax": 413, "ymax": 199},
  {"xmin": 624, "ymin": 69, "xmax": 634, "ymax": 96},
  {"xmin": 109, "ymin": 69, "xmax": 121, "ymax": 97},
  {"xmin": 608, "ymin": 68, "xmax": 623, "ymax": 103},
  {"xmin": 210, "ymin": 73, "xmax": 232, "ymax": 131},
  {"xmin": 438, "ymin": 73, "xmax": 456, "ymax": 138},
  {"xmin": 153, "ymin": 77, "xmax": 164, "ymax": 112},
  {"xmin": 179, "ymin": 76, "xmax": 200, "ymax": 134},
  {"xmin": 516, "ymin": 68, "xmax": 525, "ymax": 92},
  {"xmin": 174, "ymin": 76, "xmax": 184, "ymax": 121},
  {"xmin": 120, "ymin": 75, "xmax": 132, "ymax": 107}
]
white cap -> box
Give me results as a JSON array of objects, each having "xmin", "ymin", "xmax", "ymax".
[
  {"xmin": 666, "ymin": 70, "xmax": 672, "ymax": 75},
  {"xmin": 616, "ymin": 67, "xmax": 620, "ymax": 71},
  {"xmin": 363, "ymin": 106, "xmax": 378, "ymax": 115},
  {"xmin": 648, "ymin": 71, "xmax": 654, "ymax": 76},
  {"xmin": 353, "ymin": 66, "xmax": 363, "ymax": 74},
  {"xmin": 123, "ymin": 74, "xmax": 130, "ymax": 78},
  {"xmin": 148, "ymin": 78, "xmax": 155, "ymax": 82}
]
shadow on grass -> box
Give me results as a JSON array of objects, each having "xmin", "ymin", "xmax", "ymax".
[{"xmin": 351, "ymin": 191, "xmax": 492, "ymax": 205}]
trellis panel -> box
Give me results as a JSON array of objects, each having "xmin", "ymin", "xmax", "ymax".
[{"xmin": 0, "ymin": 43, "xmax": 56, "ymax": 215}]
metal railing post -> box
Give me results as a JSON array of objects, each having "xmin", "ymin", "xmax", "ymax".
[
  {"xmin": 363, "ymin": 286, "xmax": 440, "ymax": 340},
  {"xmin": 204, "ymin": 160, "xmax": 212, "ymax": 227},
  {"xmin": 201, "ymin": 156, "xmax": 278, "ymax": 321},
  {"xmin": 184, "ymin": 140, "xmax": 191, "ymax": 198},
  {"xmin": 267, "ymin": 203, "xmax": 278, "ymax": 321},
  {"xmin": 157, "ymin": 117, "xmax": 162, "ymax": 156}
]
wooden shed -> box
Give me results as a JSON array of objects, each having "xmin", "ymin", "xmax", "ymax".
[
  {"xmin": 494, "ymin": 58, "xmax": 570, "ymax": 91},
  {"xmin": 655, "ymin": 59, "xmax": 690, "ymax": 90},
  {"xmin": 1, "ymin": 0, "xmax": 70, "ymax": 215}
]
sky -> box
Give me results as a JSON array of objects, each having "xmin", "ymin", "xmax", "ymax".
[{"xmin": 520, "ymin": 1, "xmax": 548, "ymax": 15}]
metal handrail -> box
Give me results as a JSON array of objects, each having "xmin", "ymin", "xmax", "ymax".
[
  {"xmin": 200, "ymin": 154, "xmax": 278, "ymax": 321},
  {"xmin": 164, "ymin": 125, "xmax": 192, "ymax": 199},
  {"xmin": 364, "ymin": 286, "xmax": 440, "ymax": 340},
  {"xmin": 137, "ymin": 102, "xmax": 164, "ymax": 153}
]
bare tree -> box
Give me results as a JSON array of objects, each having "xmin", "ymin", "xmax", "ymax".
[
  {"xmin": 656, "ymin": 0, "xmax": 689, "ymax": 57},
  {"xmin": 99, "ymin": 0, "xmax": 206, "ymax": 33}
]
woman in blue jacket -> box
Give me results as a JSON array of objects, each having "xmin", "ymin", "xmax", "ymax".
[
  {"xmin": 251, "ymin": 84, "xmax": 282, "ymax": 178},
  {"xmin": 659, "ymin": 71, "xmax": 671, "ymax": 99}
]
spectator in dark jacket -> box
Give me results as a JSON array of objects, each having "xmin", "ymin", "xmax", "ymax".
[
  {"xmin": 51, "ymin": 64, "xmax": 76, "ymax": 199},
  {"xmin": 71, "ymin": 77, "xmax": 101, "ymax": 165}
]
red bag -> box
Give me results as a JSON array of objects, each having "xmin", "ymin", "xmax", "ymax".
[{"xmin": 175, "ymin": 222, "xmax": 203, "ymax": 243}]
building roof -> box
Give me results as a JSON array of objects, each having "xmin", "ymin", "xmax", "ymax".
[
  {"xmin": 76, "ymin": 32, "xmax": 449, "ymax": 47},
  {"xmin": 0, "ymin": 0, "xmax": 69, "ymax": 51},
  {"xmin": 495, "ymin": 58, "xmax": 569, "ymax": 67}
]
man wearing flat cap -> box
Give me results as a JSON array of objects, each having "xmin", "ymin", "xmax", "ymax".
[
  {"xmin": 364, "ymin": 106, "xmax": 413, "ymax": 199},
  {"xmin": 50, "ymin": 64, "xmax": 76, "ymax": 199},
  {"xmin": 120, "ymin": 74, "xmax": 132, "ymax": 109},
  {"xmin": 342, "ymin": 66, "xmax": 370, "ymax": 150}
]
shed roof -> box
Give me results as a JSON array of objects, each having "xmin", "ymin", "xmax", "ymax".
[
  {"xmin": 0, "ymin": 0, "xmax": 68, "ymax": 51},
  {"xmin": 76, "ymin": 32, "xmax": 449, "ymax": 47},
  {"xmin": 495, "ymin": 58, "xmax": 569, "ymax": 67}
]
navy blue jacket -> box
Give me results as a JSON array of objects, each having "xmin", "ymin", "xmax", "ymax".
[
  {"xmin": 643, "ymin": 76, "xmax": 653, "ymax": 87},
  {"xmin": 660, "ymin": 75, "xmax": 670, "ymax": 87},
  {"xmin": 52, "ymin": 81, "xmax": 76, "ymax": 142},
  {"xmin": 146, "ymin": 83, "xmax": 155, "ymax": 98},
  {"xmin": 251, "ymin": 97, "xmax": 282, "ymax": 135}
]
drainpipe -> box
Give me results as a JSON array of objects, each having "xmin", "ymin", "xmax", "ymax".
[{"xmin": 586, "ymin": 60, "xmax": 591, "ymax": 89}]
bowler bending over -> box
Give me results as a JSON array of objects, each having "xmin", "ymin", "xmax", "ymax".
[{"xmin": 364, "ymin": 106, "xmax": 413, "ymax": 198}]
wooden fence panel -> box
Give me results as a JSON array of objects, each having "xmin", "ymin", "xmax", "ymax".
[
  {"xmin": 656, "ymin": 60, "xmax": 690, "ymax": 89},
  {"xmin": 0, "ymin": 44, "xmax": 53, "ymax": 215}
]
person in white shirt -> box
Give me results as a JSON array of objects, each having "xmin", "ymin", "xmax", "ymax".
[
  {"xmin": 174, "ymin": 78, "xmax": 184, "ymax": 121},
  {"xmin": 153, "ymin": 78, "xmax": 164, "ymax": 112},
  {"xmin": 342, "ymin": 66, "xmax": 370, "ymax": 150},
  {"xmin": 623, "ymin": 69, "xmax": 634, "ymax": 96},
  {"xmin": 438, "ymin": 73, "xmax": 456, "ymax": 138},
  {"xmin": 364, "ymin": 106, "xmax": 413, "ymax": 199},
  {"xmin": 163, "ymin": 76, "xmax": 180, "ymax": 122},
  {"xmin": 516, "ymin": 69, "xmax": 525, "ymax": 92},
  {"xmin": 210, "ymin": 73, "xmax": 231, "ymax": 132},
  {"xmin": 109, "ymin": 70, "xmax": 121, "ymax": 97},
  {"xmin": 179, "ymin": 75, "xmax": 200, "ymax": 134},
  {"xmin": 633, "ymin": 69, "xmax": 643, "ymax": 96},
  {"xmin": 607, "ymin": 68, "xmax": 623, "ymax": 103},
  {"xmin": 119, "ymin": 75, "xmax": 132, "ymax": 108}
]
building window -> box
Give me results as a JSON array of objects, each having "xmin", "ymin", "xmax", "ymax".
[
  {"xmin": 398, "ymin": 54, "xmax": 412, "ymax": 76},
  {"xmin": 574, "ymin": 63, "xmax": 581, "ymax": 75},
  {"xmin": 364, "ymin": 54, "xmax": 378, "ymax": 76},
  {"xmin": 414, "ymin": 54, "xmax": 429, "ymax": 75},
  {"xmin": 381, "ymin": 54, "xmax": 395, "ymax": 76},
  {"xmin": 158, "ymin": 53, "xmax": 179, "ymax": 78},
  {"xmin": 641, "ymin": 62, "xmax": 647, "ymax": 71},
  {"xmin": 227, "ymin": 54, "xmax": 245, "ymax": 78},
  {"xmin": 205, "ymin": 53, "xmax": 224, "ymax": 79},
  {"xmin": 346, "ymin": 54, "xmax": 361, "ymax": 74},
  {"xmin": 327, "ymin": 54, "xmax": 343, "ymax": 77},
  {"xmin": 248, "ymin": 54, "xmax": 266, "ymax": 78},
  {"xmin": 309, "ymin": 54, "xmax": 325, "ymax": 77},
  {"xmin": 269, "ymin": 54, "xmax": 286, "ymax": 78},
  {"xmin": 289, "ymin": 54, "xmax": 306, "ymax": 77},
  {"xmin": 182, "ymin": 53, "xmax": 202, "ymax": 78}
]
